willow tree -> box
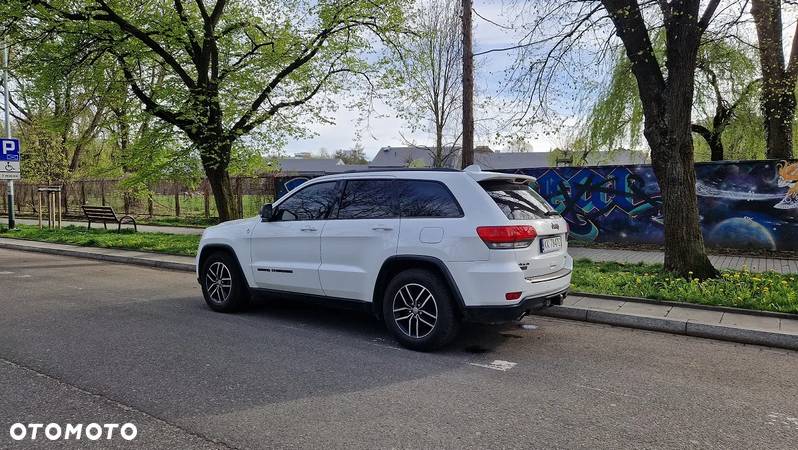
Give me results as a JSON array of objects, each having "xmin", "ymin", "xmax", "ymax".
[
  {"xmin": 5, "ymin": 0, "xmax": 405, "ymax": 220},
  {"xmin": 576, "ymin": 38, "xmax": 760, "ymax": 162},
  {"xmin": 505, "ymin": 0, "xmax": 746, "ymax": 278}
]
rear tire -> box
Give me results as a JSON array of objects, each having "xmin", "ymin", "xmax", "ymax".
[
  {"xmin": 382, "ymin": 269, "xmax": 460, "ymax": 351},
  {"xmin": 200, "ymin": 251, "xmax": 249, "ymax": 312}
]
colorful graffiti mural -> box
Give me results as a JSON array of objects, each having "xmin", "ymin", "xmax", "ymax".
[
  {"xmin": 274, "ymin": 160, "xmax": 798, "ymax": 251},
  {"xmin": 505, "ymin": 160, "xmax": 798, "ymax": 251}
]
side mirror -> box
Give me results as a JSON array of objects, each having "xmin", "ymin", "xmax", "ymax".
[{"xmin": 260, "ymin": 204, "xmax": 273, "ymax": 222}]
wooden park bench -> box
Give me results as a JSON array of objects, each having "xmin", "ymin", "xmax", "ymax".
[{"xmin": 81, "ymin": 205, "xmax": 138, "ymax": 232}]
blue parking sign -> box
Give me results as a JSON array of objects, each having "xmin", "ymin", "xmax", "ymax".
[
  {"xmin": 0, "ymin": 138, "xmax": 20, "ymax": 161},
  {"xmin": 0, "ymin": 138, "xmax": 21, "ymax": 180}
]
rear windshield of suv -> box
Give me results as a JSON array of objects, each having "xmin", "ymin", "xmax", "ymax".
[{"xmin": 479, "ymin": 180, "xmax": 557, "ymax": 220}]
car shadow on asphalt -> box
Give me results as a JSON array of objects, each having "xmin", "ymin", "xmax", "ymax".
[{"xmin": 239, "ymin": 293, "xmax": 532, "ymax": 356}]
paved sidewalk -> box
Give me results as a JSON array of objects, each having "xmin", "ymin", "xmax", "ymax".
[
  {"xmin": 1, "ymin": 237, "xmax": 796, "ymax": 350},
  {"xmin": 538, "ymin": 294, "xmax": 798, "ymax": 350},
  {"xmin": 570, "ymin": 246, "xmax": 798, "ymax": 274},
  {"xmin": 1, "ymin": 216, "xmax": 204, "ymax": 235}
]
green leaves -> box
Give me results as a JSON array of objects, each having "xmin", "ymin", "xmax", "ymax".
[{"xmin": 3, "ymin": 0, "xmax": 410, "ymax": 219}]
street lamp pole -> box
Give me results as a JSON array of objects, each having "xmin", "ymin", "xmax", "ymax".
[{"xmin": 3, "ymin": 36, "xmax": 14, "ymax": 230}]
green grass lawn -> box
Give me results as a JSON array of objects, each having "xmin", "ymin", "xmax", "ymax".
[
  {"xmin": 136, "ymin": 216, "xmax": 220, "ymax": 227},
  {"xmin": 1, "ymin": 225, "xmax": 795, "ymax": 314},
  {"xmin": 0, "ymin": 225, "xmax": 199, "ymax": 256},
  {"xmin": 572, "ymin": 259, "xmax": 798, "ymax": 314}
]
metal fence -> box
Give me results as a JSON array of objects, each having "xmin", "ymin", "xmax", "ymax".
[{"xmin": 0, "ymin": 175, "xmax": 280, "ymax": 221}]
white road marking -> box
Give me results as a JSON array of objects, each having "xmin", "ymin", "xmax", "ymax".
[
  {"xmin": 0, "ymin": 271, "xmax": 13, "ymax": 275},
  {"xmin": 766, "ymin": 412, "xmax": 798, "ymax": 430},
  {"xmin": 14, "ymin": 274, "xmax": 31, "ymax": 278},
  {"xmin": 470, "ymin": 360, "xmax": 518, "ymax": 371},
  {"xmin": 520, "ymin": 324, "xmax": 538, "ymax": 330}
]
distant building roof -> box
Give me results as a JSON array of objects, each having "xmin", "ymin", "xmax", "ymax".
[
  {"xmin": 274, "ymin": 158, "xmax": 344, "ymax": 173},
  {"xmin": 273, "ymin": 148, "xmax": 650, "ymax": 174},
  {"xmin": 369, "ymin": 145, "xmax": 493, "ymax": 169},
  {"xmin": 474, "ymin": 152, "xmax": 552, "ymax": 170},
  {"xmin": 369, "ymin": 146, "xmax": 456, "ymax": 168}
]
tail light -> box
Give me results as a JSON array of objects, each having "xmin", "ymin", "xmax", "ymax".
[{"xmin": 476, "ymin": 226, "xmax": 537, "ymax": 249}]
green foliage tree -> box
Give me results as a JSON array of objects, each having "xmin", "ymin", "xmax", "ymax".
[
  {"xmin": 17, "ymin": 116, "xmax": 70, "ymax": 184},
  {"xmin": 4, "ymin": 31, "xmax": 123, "ymax": 179},
  {"xmin": 507, "ymin": 0, "xmax": 737, "ymax": 278},
  {"xmin": 335, "ymin": 144, "xmax": 367, "ymax": 164},
  {"xmin": 575, "ymin": 37, "xmax": 762, "ymax": 162},
  {"xmin": 4, "ymin": 0, "xmax": 406, "ymax": 221}
]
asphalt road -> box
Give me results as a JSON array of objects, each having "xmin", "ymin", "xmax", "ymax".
[{"xmin": 0, "ymin": 248, "xmax": 796, "ymax": 449}]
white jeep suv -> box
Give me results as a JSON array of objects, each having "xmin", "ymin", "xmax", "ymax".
[{"xmin": 197, "ymin": 166, "xmax": 572, "ymax": 350}]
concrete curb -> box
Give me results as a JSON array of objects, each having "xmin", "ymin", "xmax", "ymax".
[
  {"xmin": 0, "ymin": 241, "xmax": 195, "ymax": 272},
  {"xmin": 537, "ymin": 305, "xmax": 798, "ymax": 351},
  {"xmin": 571, "ymin": 291, "xmax": 798, "ymax": 321}
]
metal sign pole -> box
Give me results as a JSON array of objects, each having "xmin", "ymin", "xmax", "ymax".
[{"xmin": 3, "ymin": 36, "xmax": 14, "ymax": 229}]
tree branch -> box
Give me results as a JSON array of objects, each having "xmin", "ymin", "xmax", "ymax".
[
  {"xmin": 115, "ymin": 54, "xmax": 193, "ymax": 130},
  {"xmin": 174, "ymin": 0, "xmax": 202, "ymax": 61},
  {"xmin": 31, "ymin": 0, "xmax": 197, "ymax": 89},
  {"xmin": 699, "ymin": 0, "xmax": 722, "ymax": 31}
]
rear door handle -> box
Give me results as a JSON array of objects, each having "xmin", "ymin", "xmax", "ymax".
[
  {"xmin": 300, "ymin": 227, "xmax": 318, "ymax": 232},
  {"xmin": 372, "ymin": 226, "xmax": 393, "ymax": 231}
]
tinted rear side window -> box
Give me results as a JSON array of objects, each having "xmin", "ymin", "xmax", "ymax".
[
  {"xmin": 398, "ymin": 180, "xmax": 462, "ymax": 218},
  {"xmin": 480, "ymin": 180, "xmax": 556, "ymax": 220},
  {"xmin": 337, "ymin": 180, "xmax": 396, "ymax": 219},
  {"xmin": 274, "ymin": 181, "xmax": 339, "ymax": 221}
]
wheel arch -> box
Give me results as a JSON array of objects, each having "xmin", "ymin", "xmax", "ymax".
[
  {"xmin": 371, "ymin": 255, "xmax": 466, "ymax": 319},
  {"xmin": 197, "ymin": 244, "xmax": 251, "ymax": 288}
]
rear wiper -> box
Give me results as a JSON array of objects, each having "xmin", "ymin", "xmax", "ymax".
[{"xmin": 544, "ymin": 211, "xmax": 560, "ymax": 216}]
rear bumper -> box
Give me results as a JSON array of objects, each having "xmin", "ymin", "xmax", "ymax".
[{"xmin": 462, "ymin": 289, "xmax": 568, "ymax": 323}]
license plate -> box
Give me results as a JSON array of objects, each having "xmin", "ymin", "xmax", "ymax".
[{"xmin": 540, "ymin": 235, "xmax": 563, "ymax": 254}]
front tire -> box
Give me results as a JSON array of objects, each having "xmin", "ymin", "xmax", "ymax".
[
  {"xmin": 382, "ymin": 269, "xmax": 460, "ymax": 351},
  {"xmin": 201, "ymin": 251, "xmax": 249, "ymax": 312}
]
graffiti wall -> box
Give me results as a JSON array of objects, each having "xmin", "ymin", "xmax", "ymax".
[
  {"xmin": 273, "ymin": 160, "xmax": 798, "ymax": 251},
  {"xmin": 504, "ymin": 160, "xmax": 798, "ymax": 251}
]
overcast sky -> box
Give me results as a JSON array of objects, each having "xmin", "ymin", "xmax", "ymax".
[{"xmin": 284, "ymin": 0, "xmax": 560, "ymax": 159}]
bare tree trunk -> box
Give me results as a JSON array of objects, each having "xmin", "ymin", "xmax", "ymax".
[
  {"xmin": 761, "ymin": 85, "xmax": 795, "ymax": 158},
  {"xmin": 604, "ymin": 0, "xmax": 717, "ymax": 279},
  {"xmin": 201, "ymin": 138, "xmax": 237, "ymax": 221},
  {"xmin": 751, "ymin": 0, "xmax": 797, "ymax": 159},
  {"xmin": 435, "ymin": 123, "xmax": 445, "ymax": 167},
  {"xmin": 657, "ymin": 139, "xmax": 716, "ymax": 277},
  {"xmin": 691, "ymin": 124, "xmax": 724, "ymax": 161},
  {"xmin": 206, "ymin": 167, "xmax": 236, "ymax": 222},
  {"xmin": 460, "ymin": 0, "xmax": 474, "ymax": 169}
]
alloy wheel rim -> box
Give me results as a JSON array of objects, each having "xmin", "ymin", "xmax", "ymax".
[
  {"xmin": 392, "ymin": 283, "xmax": 438, "ymax": 339},
  {"xmin": 205, "ymin": 261, "xmax": 232, "ymax": 304}
]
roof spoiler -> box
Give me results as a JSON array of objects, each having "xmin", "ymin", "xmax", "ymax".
[{"xmin": 463, "ymin": 165, "xmax": 537, "ymax": 185}]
